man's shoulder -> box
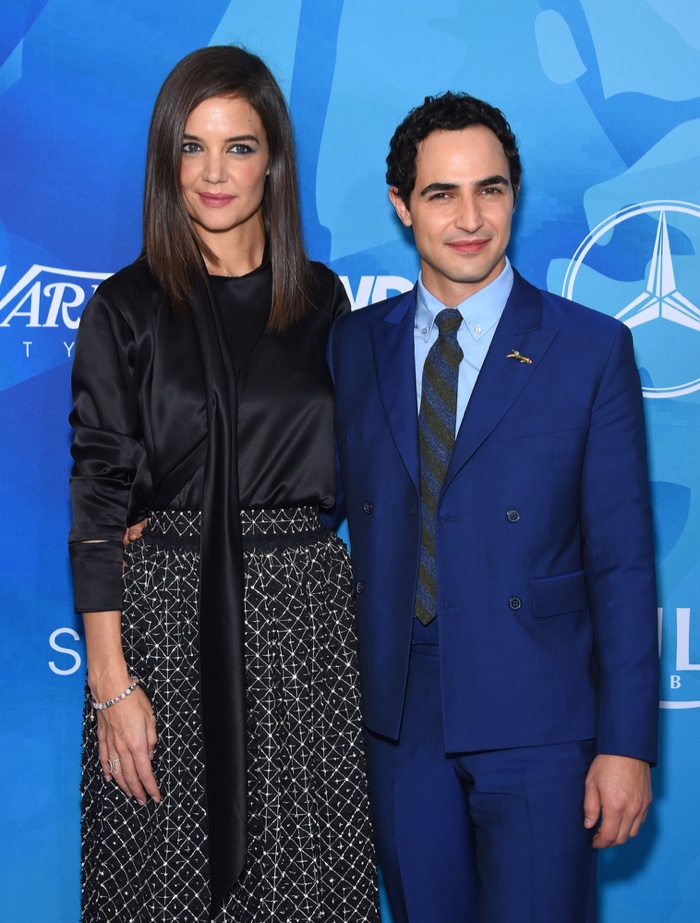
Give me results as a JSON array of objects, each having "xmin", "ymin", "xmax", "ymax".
[
  {"xmin": 544, "ymin": 290, "xmax": 621, "ymax": 330},
  {"xmin": 333, "ymin": 287, "xmax": 415, "ymax": 337},
  {"xmin": 515, "ymin": 270, "xmax": 624, "ymax": 339}
]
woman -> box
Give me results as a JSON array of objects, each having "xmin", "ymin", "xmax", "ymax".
[{"xmin": 69, "ymin": 46, "xmax": 379, "ymax": 922}]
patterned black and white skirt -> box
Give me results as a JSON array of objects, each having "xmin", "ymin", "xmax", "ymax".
[{"xmin": 81, "ymin": 507, "xmax": 379, "ymax": 922}]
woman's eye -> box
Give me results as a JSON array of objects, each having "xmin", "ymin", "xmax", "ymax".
[
  {"xmin": 182, "ymin": 142, "xmax": 201, "ymax": 154},
  {"xmin": 229, "ymin": 143, "xmax": 254, "ymax": 155}
]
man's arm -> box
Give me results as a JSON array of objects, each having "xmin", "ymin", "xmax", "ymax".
[{"xmin": 578, "ymin": 321, "xmax": 659, "ymax": 844}]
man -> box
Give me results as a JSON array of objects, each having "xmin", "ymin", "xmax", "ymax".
[{"xmin": 328, "ymin": 93, "xmax": 659, "ymax": 922}]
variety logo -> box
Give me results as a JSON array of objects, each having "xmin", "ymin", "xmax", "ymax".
[
  {"xmin": 0, "ymin": 267, "xmax": 407, "ymax": 327},
  {"xmin": 340, "ymin": 275, "xmax": 413, "ymax": 310},
  {"xmin": 0, "ymin": 267, "xmax": 411, "ymax": 324},
  {"xmin": 563, "ymin": 200, "xmax": 700, "ymax": 399},
  {"xmin": 0, "ymin": 264, "xmax": 111, "ymax": 329}
]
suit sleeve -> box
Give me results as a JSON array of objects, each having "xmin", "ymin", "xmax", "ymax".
[{"xmin": 580, "ymin": 322, "xmax": 659, "ymax": 763}]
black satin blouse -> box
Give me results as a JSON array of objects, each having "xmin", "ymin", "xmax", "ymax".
[{"xmin": 69, "ymin": 258, "xmax": 348, "ymax": 611}]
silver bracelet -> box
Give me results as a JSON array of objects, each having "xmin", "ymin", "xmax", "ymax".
[{"xmin": 92, "ymin": 676, "xmax": 140, "ymax": 711}]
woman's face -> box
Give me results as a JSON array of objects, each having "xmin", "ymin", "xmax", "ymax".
[{"xmin": 180, "ymin": 95, "xmax": 270, "ymax": 250}]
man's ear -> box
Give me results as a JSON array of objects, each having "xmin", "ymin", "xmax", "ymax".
[
  {"xmin": 512, "ymin": 183, "xmax": 520, "ymax": 209},
  {"xmin": 389, "ymin": 186, "xmax": 412, "ymax": 228}
]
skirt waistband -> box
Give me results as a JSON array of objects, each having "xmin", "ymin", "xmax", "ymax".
[
  {"xmin": 144, "ymin": 507, "xmax": 324, "ymax": 550},
  {"xmin": 146, "ymin": 510, "xmax": 201, "ymax": 550},
  {"xmin": 240, "ymin": 506, "xmax": 323, "ymax": 539}
]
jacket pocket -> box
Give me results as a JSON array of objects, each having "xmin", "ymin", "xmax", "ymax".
[{"xmin": 530, "ymin": 571, "xmax": 588, "ymax": 618}]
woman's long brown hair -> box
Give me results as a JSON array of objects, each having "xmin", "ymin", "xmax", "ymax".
[{"xmin": 142, "ymin": 45, "xmax": 316, "ymax": 331}]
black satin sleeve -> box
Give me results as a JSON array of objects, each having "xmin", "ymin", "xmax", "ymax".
[
  {"xmin": 67, "ymin": 262, "xmax": 209, "ymax": 613},
  {"xmin": 68, "ymin": 286, "xmax": 147, "ymax": 612}
]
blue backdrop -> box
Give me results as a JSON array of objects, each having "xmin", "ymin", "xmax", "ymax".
[{"xmin": 2, "ymin": 1, "xmax": 699, "ymax": 920}]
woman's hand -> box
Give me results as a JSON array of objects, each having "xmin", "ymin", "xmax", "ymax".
[
  {"xmin": 96, "ymin": 683, "xmax": 161, "ymax": 805},
  {"xmin": 84, "ymin": 610, "xmax": 160, "ymax": 805},
  {"xmin": 123, "ymin": 517, "xmax": 148, "ymax": 548}
]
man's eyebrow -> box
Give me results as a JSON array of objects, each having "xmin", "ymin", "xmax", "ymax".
[
  {"xmin": 475, "ymin": 174, "xmax": 510, "ymax": 188},
  {"xmin": 418, "ymin": 176, "xmax": 511, "ymax": 198},
  {"xmin": 418, "ymin": 182, "xmax": 459, "ymax": 198}
]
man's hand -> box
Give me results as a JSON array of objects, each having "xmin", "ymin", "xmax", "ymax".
[{"xmin": 583, "ymin": 753, "xmax": 651, "ymax": 847}]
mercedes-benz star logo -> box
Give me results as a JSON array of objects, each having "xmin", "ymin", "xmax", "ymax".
[{"xmin": 563, "ymin": 200, "xmax": 700, "ymax": 399}]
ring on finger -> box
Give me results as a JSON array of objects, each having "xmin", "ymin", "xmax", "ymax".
[{"xmin": 107, "ymin": 758, "xmax": 121, "ymax": 774}]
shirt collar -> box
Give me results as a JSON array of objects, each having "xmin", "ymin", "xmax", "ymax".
[{"xmin": 415, "ymin": 257, "xmax": 514, "ymax": 342}]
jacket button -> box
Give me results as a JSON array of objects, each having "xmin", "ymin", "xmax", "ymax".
[
  {"xmin": 356, "ymin": 581, "xmax": 365, "ymax": 595},
  {"xmin": 508, "ymin": 596, "xmax": 522, "ymax": 610},
  {"xmin": 506, "ymin": 509, "xmax": 520, "ymax": 522},
  {"xmin": 363, "ymin": 501, "xmax": 373, "ymax": 514}
]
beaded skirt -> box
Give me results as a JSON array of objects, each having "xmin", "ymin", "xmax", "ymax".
[{"xmin": 81, "ymin": 508, "xmax": 379, "ymax": 922}]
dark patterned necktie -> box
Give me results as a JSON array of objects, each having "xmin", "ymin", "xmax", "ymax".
[{"xmin": 415, "ymin": 308, "xmax": 463, "ymax": 625}]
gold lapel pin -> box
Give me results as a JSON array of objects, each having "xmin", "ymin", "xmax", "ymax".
[{"xmin": 506, "ymin": 349, "xmax": 532, "ymax": 365}]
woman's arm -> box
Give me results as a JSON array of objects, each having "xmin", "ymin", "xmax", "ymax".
[
  {"xmin": 83, "ymin": 609, "xmax": 161, "ymax": 804},
  {"xmin": 69, "ymin": 284, "xmax": 146, "ymax": 610},
  {"xmin": 70, "ymin": 280, "xmax": 160, "ymax": 803}
]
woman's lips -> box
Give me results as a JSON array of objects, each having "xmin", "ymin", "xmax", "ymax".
[{"xmin": 198, "ymin": 193, "xmax": 235, "ymax": 207}]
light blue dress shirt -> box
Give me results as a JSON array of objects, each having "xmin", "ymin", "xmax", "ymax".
[{"xmin": 414, "ymin": 258, "xmax": 514, "ymax": 434}]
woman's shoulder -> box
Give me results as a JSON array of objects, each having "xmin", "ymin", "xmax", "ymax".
[
  {"xmin": 81, "ymin": 258, "xmax": 162, "ymax": 330},
  {"xmin": 309, "ymin": 260, "xmax": 338, "ymax": 285},
  {"xmin": 309, "ymin": 261, "xmax": 349, "ymax": 320},
  {"xmin": 94, "ymin": 258, "xmax": 159, "ymax": 306}
]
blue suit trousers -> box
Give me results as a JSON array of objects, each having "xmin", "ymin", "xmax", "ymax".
[{"xmin": 363, "ymin": 628, "xmax": 598, "ymax": 923}]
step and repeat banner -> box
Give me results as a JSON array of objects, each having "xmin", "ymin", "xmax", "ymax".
[{"xmin": 1, "ymin": 1, "xmax": 699, "ymax": 920}]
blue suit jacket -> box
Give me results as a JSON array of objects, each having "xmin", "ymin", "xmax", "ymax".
[{"xmin": 329, "ymin": 270, "xmax": 659, "ymax": 764}]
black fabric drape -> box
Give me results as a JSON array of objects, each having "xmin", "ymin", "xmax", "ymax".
[{"xmin": 190, "ymin": 276, "xmax": 247, "ymax": 912}]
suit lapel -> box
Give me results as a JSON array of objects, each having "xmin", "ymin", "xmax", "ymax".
[
  {"xmin": 445, "ymin": 272, "xmax": 558, "ymax": 488},
  {"xmin": 369, "ymin": 288, "xmax": 420, "ymax": 492}
]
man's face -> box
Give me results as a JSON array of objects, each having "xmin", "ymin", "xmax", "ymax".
[{"xmin": 390, "ymin": 124, "xmax": 518, "ymax": 307}]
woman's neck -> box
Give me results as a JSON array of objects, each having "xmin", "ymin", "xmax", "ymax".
[{"xmin": 198, "ymin": 221, "xmax": 266, "ymax": 278}]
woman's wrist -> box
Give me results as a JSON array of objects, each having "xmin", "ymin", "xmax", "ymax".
[
  {"xmin": 87, "ymin": 661, "xmax": 132, "ymax": 702},
  {"xmin": 88, "ymin": 663, "xmax": 132, "ymax": 702},
  {"xmin": 83, "ymin": 609, "xmax": 129, "ymax": 701},
  {"xmin": 92, "ymin": 676, "xmax": 140, "ymax": 711}
]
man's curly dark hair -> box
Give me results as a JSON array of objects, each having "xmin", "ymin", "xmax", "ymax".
[{"xmin": 386, "ymin": 92, "xmax": 521, "ymax": 206}]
